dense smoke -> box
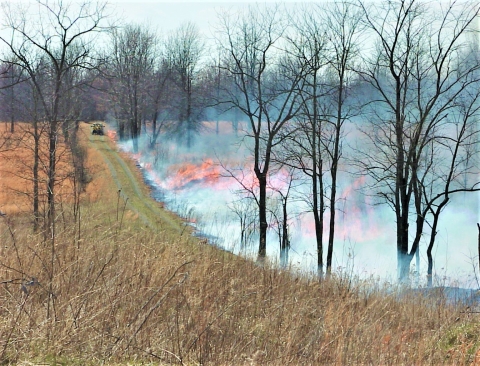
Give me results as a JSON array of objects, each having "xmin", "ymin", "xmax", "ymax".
[
  {"xmin": 116, "ymin": 119, "xmax": 479, "ymax": 287},
  {"xmin": 100, "ymin": 0, "xmax": 480, "ymax": 288}
]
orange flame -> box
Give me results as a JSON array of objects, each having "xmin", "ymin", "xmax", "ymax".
[
  {"xmin": 106, "ymin": 129, "xmax": 117, "ymax": 141},
  {"xmin": 166, "ymin": 159, "xmax": 221, "ymax": 190}
]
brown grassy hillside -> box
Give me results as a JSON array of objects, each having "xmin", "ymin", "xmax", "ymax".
[{"xmin": 0, "ymin": 122, "xmax": 479, "ymax": 365}]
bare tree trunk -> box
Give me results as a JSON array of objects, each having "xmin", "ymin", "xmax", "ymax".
[
  {"xmin": 9, "ymin": 65, "xmax": 15, "ymax": 133},
  {"xmin": 47, "ymin": 120, "xmax": 57, "ymax": 240},
  {"xmin": 150, "ymin": 109, "xmax": 160, "ymax": 150},
  {"xmin": 33, "ymin": 119, "xmax": 39, "ymax": 232},
  {"xmin": 257, "ymin": 173, "xmax": 268, "ymax": 259},
  {"xmin": 326, "ymin": 77, "xmax": 344, "ymax": 274},
  {"xmin": 118, "ymin": 119, "xmax": 125, "ymax": 140},
  {"xmin": 233, "ymin": 107, "xmax": 239, "ymax": 136},
  {"xmin": 313, "ymin": 157, "xmax": 324, "ymax": 275},
  {"xmin": 280, "ymin": 195, "xmax": 289, "ymax": 267},
  {"xmin": 426, "ymin": 231, "xmax": 436, "ymax": 288},
  {"xmin": 478, "ymin": 223, "xmax": 480, "ymax": 281},
  {"xmin": 187, "ymin": 84, "xmax": 193, "ymax": 148},
  {"xmin": 427, "ymin": 208, "xmax": 444, "ymax": 287},
  {"xmin": 311, "ymin": 68, "xmax": 324, "ymax": 276}
]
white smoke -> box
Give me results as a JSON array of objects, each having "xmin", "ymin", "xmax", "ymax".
[{"xmin": 114, "ymin": 122, "xmax": 480, "ymax": 288}]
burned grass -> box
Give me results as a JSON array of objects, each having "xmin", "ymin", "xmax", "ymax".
[{"xmin": 0, "ymin": 122, "xmax": 478, "ymax": 365}]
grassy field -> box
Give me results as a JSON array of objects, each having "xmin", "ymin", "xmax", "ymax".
[{"xmin": 0, "ymin": 122, "xmax": 480, "ymax": 365}]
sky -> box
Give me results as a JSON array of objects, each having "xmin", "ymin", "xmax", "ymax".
[
  {"xmin": 110, "ymin": 2, "xmax": 244, "ymax": 22},
  {"xmin": 110, "ymin": 1, "xmax": 224, "ymax": 33},
  {"xmin": 108, "ymin": 1, "xmax": 318, "ymax": 37}
]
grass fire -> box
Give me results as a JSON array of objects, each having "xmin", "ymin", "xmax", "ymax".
[
  {"xmin": 1, "ymin": 0, "xmax": 480, "ymax": 364},
  {"xmin": 0, "ymin": 121, "xmax": 479, "ymax": 364}
]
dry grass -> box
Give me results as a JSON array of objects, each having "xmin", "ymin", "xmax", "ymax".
[
  {"xmin": 0, "ymin": 123, "xmax": 479, "ymax": 365},
  {"xmin": 0, "ymin": 122, "xmax": 77, "ymax": 216}
]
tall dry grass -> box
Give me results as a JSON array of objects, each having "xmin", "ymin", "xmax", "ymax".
[
  {"xmin": 0, "ymin": 122, "xmax": 77, "ymax": 216},
  {"xmin": 1, "ymin": 202, "xmax": 479, "ymax": 365},
  {"xmin": 0, "ymin": 124, "xmax": 479, "ymax": 365}
]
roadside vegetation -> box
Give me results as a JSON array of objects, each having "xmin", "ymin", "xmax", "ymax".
[{"xmin": 0, "ymin": 123, "xmax": 478, "ymax": 365}]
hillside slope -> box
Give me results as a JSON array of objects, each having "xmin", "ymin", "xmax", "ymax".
[{"xmin": 0, "ymin": 123, "xmax": 479, "ymax": 365}]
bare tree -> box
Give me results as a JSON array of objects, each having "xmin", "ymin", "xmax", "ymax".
[
  {"xmin": 283, "ymin": 6, "xmax": 329, "ymax": 274},
  {"xmin": 267, "ymin": 165, "xmax": 300, "ymax": 267},
  {"xmin": 3, "ymin": 63, "xmax": 22, "ymax": 133},
  {"xmin": 0, "ymin": 61, "xmax": 46, "ymax": 228},
  {"xmin": 0, "ymin": 0, "xmax": 108, "ymax": 324},
  {"xmin": 108, "ymin": 23, "xmax": 157, "ymax": 152},
  {"xmin": 216, "ymin": 5, "xmax": 306, "ymax": 259},
  {"xmin": 228, "ymin": 194, "xmax": 258, "ymax": 249},
  {"xmin": 146, "ymin": 54, "xmax": 172, "ymax": 150},
  {"xmin": 357, "ymin": 0, "xmax": 480, "ymax": 281},
  {"xmin": 321, "ymin": 2, "xmax": 364, "ymax": 274},
  {"xmin": 280, "ymin": 2, "xmax": 363, "ymax": 275},
  {"xmin": 17, "ymin": 71, "xmax": 49, "ymax": 232},
  {"xmin": 423, "ymin": 86, "xmax": 480, "ymax": 286},
  {"xmin": 166, "ymin": 22, "xmax": 204, "ymax": 148}
]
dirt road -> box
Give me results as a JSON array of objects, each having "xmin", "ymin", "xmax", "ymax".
[{"xmin": 87, "ymin": 127, "xmax": 183, "ymax": 233}]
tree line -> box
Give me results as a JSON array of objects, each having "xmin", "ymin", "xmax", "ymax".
[{"xmin": 0, "ymin": 0, "xmax": 479, "ymax": 284}]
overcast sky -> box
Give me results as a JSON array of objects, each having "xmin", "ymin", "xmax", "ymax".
[
  {"xmin": 110, "ymin": 2, "xmax": 232, "ymax": 35},
  {"xmin": 107, "ymin": 1, "xmax": 323, "ymax": 37}
]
